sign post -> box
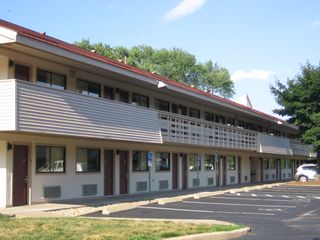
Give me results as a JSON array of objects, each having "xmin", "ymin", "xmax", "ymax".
[{"xmin": 147, "ymin": 151, "xmax": 153, "ymax": 202}]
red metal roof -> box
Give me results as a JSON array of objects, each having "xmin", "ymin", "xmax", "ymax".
[{"xmin": 0, "ymin": 19, "xmax": 283, "ymax": 123}]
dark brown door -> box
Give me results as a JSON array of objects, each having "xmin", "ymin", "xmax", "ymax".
[
  {"xmin": 216, "ymin": 155, "xmax": 220, "ymax": 186},
  {"xmin": 172, "ymin": 153, "xmax": 178, "ymax": 189},
  {"xmin": 260, "ymin": 158, "xmax": 264, "ymax": 182},
  {"xmin": 222, "ymin": 156, "xmax": 227, "ymax": 186},
  {"xmin": 104, "ymin": 150, "xmax": 114, "ymax": 195},
  {"xmin": 13, "ymin": 145, "xmax": 28, "ymax": 206},
  {"xmin": 181, "ymin": 154, "xmax": 188, "ymax": 190},
  {"xmin": 237, "ymin": 156, "xmax": 241, "ymax": 184},
  {"xmin": 276, "ymin": 159, "xmax": 280, "ymax": 180},
  {"xmin": 119, "ymin": 151, "xmax": 128, "ymax": 194},
  {"xmin": 15, "ymin": 64, "xmax": 30, "ymax": 81}
]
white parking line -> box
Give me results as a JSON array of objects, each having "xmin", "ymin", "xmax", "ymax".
[
  {"xmin": 209, "ymin": 196, "xmax": 309, "ymax": 203},
  {"xmin": 183, "ymin": 200, "xmax": 296, "ymax": 208},
  {"xmin": 281, "ymin": 195, "xmax": 290, "ymax": 198},
  {"xmin": 265, "ymin": 194, "xmax": 273, "ymax": 197},
  {"xmin": 236, "ymin": 193, "xmax": 241, "ymax": 196},
  {"xmin": 137, "ymin": 206, "xmax": 275, "ymax": 216},
  {"xmin": 314, "ymin": 196, "xmax": 320, "ymax": 200},
  {"xmin": 251, "ymin": 194, "xmax": 257, "ymax": 197},
  {"xmin": 297, "ymin": 196, "xmax": 305, "ymax": 199}
]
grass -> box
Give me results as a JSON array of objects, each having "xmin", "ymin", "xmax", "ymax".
[{"xmin": 0, "ymin": 214, "xmax": 244, "ymax": 240}]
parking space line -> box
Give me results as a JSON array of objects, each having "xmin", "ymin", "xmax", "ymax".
[
  {"xmin": 297, "ymin": 196, "xmax": 305, "ymax": 199},
  {"xmin": 265, "ymin": 194, "xmax": 273, "ymax": 197},
  {"xmin": 137, "ymin": 206, "xmax": 275, "ymax": 216},
  {"xmin": 251, "ymin": 194, "xmax": 257, "ymax": 197},
  {"xmin": 209, "ymin": 196, "xmax": 309, "ymax": 203},
  {"xmin": 183, "ymin": 200, "xmax": 296, "ymax": 208},
  {"xmin": 281, "ymin": 195, "xmax": 290, "ymax": 198}
]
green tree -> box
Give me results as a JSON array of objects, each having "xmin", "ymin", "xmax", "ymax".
[
  {"xmin": 270, "ymin": 62, "xmax": 320, "ymax": 152},
  {"xmin": 74, "ymin": 39, "xmax": 234, "ymax": 98}
]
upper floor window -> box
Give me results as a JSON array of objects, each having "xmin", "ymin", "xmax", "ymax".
[
  {"xmin": 226, "ymin": 118, "xmax": 235, "ymax": 126},
  {"xmin": 180, "ymin": 105, "xmax": 188, "ymax": 116},
  {"xmin": 204, "ymin": 112, "xmax": 215, "ymax": 122},
  {"xmin": 132, "ymin": 151, "xmax": 148, "ymax": 171},
  {"xmin": 37, "ymin": 69, "xmax": 66, "ymax": 90},
  {"xmin": 155, "ymin": 99, "xmax": 170, "ymax": 112},
  {"xmin": 77, "ymin": 79, "xmax": 100, "ymax": 97},
  {"xmin": 76, "ymin": 148, "xmax": 101, "ymax": 172},
  {"xmin": 171, "ymin": 103, "xmax": 179, "ymax": 114},
  {"xmin": 104, "ymin": 86, "xmax": 114, "ymax": 100},
  {"xmin": 36, "ymin": 146, "xmax": 65, "ymax": 173},
  {"xmin": 155, "ymin": 152, "xmax": 170, "ymax": 171},
  {"xmin": 118, "ymin": 89, "xmax": 129, "ymax": 103},
  {"xmin": 189, "ymin": 108, "xmax": 200, "ymax": 119},
  {"xmin": 15, "ymin": 64, "xmax": 30, "ymax": 82},
  {"xmin": 132, "ymin": 93, "xmax": 149, "ymax": 108},
  {"xmin": 227, "ymin": 155, "xmax": 236, "ymax": 170}
]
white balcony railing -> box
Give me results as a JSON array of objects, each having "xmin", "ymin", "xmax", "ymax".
[
  {"xmin": 159, "ymin": 113, "xmax": 257, "ymax": 151},
  {"xmin": 290, "ymin": 140, "xmax": 316, "ymax": 157}
]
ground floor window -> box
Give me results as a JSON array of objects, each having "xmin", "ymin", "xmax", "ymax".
[
  {"xmin": 281, "ymin": 159, "xmax": 287, "ymax": 169},
  {"xmin": 227, "ymin": 155, "xmax": 236, "ymax": 170},
  {"xmin": 36, "ymin": 146, "xmax": 65, "ymax": 173},
  {"xmin": 76, "ymin": 148, "xmax": 100, "ymax": 172},
  {"xmin": 155, "ymin": 152, "xmax": 170, "ymax": 171},
  {"xmin": 132, "ymin": 151, "xmax": 148, "ymax": 171},
  {"xmin": 205, "ymin": 155, "xmax": 215, "ymax": 171},
  {"xmin": 189, "ymin": 154, "xmax": 201, "ymax": 171},
  {"xmin": 270, "ymin": 158, "xmax": 276, "ymax": 169},
  {"xmin": 263, "ymin": 158, "xmax": 269, "ymax": 169}
]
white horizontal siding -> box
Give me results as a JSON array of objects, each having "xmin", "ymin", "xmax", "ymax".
[
  {"xmin": 0, "ymin": 80, "xmax": 16, "ymax": 131},
  {"xmin": 16, "ymin": 81, "xmax": 162, "ymax": 143},
  {"xmin": 257, "ymin": 133, "xmax": 292, "ymax": 155}
]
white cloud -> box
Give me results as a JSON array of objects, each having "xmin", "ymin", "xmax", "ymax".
[
  {"xmin": 231, "ymin": 69, "xmax": 274, "ymax": 82},
  {"xmin": 310, "ymin": 21, "xmax": 320, "ymax": 28},
  {"xmin": 164, "ymin": 0, "xmax": 207, "ymax": 21}
]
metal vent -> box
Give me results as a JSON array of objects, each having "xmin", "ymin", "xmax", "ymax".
[
  {"xmin": 43, "ymin": 186, "xmax": 61, "ymax": 199},
  {"xmin": 230, "ymin": 176, "xmax": 235, "ymax": 183},
  {"xmin": 159, "ymin": 180, "xmax": 169, "ymax": 190},
  {"xmin": 82, "ymin": 184, "xmax": 97, "ymax": 196},
  {"xmin": 207, "ymin": 177, "xmax": 214, "ymax": 186},
  {"xmin": 265, "ymin": 174, "xmax": 269, "ymax": 180},
  {"xmin": 192, "ymin": 178, "xmax": 200, "ymax": 187},
  {"xmin": 136, "ymin": 181, "xmax": 147, "ymax": 192}
]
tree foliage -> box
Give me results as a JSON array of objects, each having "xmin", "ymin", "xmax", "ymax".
[
  {"xmin": 74, "ymin": 39, "xmax": 234, "ymax": 98},
  {"xmin": 270, "ymin": 62, "xmax": 320, "ymax": 151}
]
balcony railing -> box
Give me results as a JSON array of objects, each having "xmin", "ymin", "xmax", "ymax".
[
  {"xmin": 290, "ymin": 140, "xmax": 316, "ymax": 157},
  {"xmin": 159, "ymin": 112, "xmax": 257, "ymax": 151}
]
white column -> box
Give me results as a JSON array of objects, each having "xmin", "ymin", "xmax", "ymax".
[
  {"xmin": 114, "ymin": 152, "xmax": 120, "ymax": 195},
  {"xmin": 0, "ymin": 141, "xmax": 8, "ymax": 208},
  {"xmin": 178, "ymin": 154, "xmax": 182, "ymax": 189}
]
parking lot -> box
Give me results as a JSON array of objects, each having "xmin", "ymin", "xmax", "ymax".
[{"xmin": 88, "ymin": 184, "xmax": 320, "ymax": 239}]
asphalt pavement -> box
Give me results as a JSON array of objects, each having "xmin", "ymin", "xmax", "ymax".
[{"xmin": 87, "ymin": 185, "xmax": 320, "ymax": 240}]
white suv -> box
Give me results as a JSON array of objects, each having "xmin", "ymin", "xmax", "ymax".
[{"xmin": 294, "ymin": 164, "xmax": 319, "ymax": 182}]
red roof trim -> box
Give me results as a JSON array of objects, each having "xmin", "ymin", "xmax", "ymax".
[{"xmin": 0, "ymin": 19, "xmax": 282, "ymax": 122}]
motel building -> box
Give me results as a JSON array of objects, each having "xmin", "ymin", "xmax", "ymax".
[{"xmin": 0, "ymin": 19, "xmax": 316, "ymax": 208}]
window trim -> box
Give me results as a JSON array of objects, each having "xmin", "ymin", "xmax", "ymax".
[
  {"xmin": 204, "ymin": 154, "xmax": 215, "ymax": 171},
  {"xmin": 132, "ymin": 92, "xmax": 149, "ymax": 108},
  {"xmin": 36, "ymin": 145, "xmax": 66, "ymax": 174},
  {"xmin": 76, "ymin": 147, "xmax": 101, "ymax": 173},
  {"xmin": 132, "ymin": 151, "xmax": 149, "ymax": 172},
  {"xmin": 227, "ymin": 155, "xmax": 236, "ymax": 171},
  {"xmin": 155, "ymin": 152, "xmax": 171, "ymax": 172},
  {"xmin": 76, "ymin": 79, "xmax": 101, "ymax": 97},
  {"xmin": 37, "ymin": 68, "xmax": 66, "ymax": 90},
  {"xmin": 189, "ymin": 154, "xmax": 201, "ymax": 172}
]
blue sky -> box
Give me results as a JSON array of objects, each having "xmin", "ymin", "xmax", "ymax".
[{"xmin": 1, "ymin": 0, "xmax": 320, "ymax": 117}]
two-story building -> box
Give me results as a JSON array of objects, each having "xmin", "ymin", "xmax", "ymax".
[{"xmin": 0, "ymin": 19, "xmax": 315, "ymax": 208}]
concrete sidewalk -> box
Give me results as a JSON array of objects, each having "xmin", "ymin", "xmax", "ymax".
[{"xmin": 0, "ymin": 182, "xmax": 287, "ymax": 218}]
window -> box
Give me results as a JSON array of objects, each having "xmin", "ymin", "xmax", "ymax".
[
  {"xmin": 281, "ymin": 159, "xmax": 287, "ymax": 169},
  {"xmin": 227, "ymin": 156, "xmax": 236, "ymax": 170},
  {"xmin": 36, "ymin": 146, "xmax": 65, "ymax": 173},
  {"xmin": 204, "ymin": 112, "xmax": 215, "ymax": 122},
  {"xmin": 76, "ymin": 148, "xmax": 100, "ymax": 172},
  {"xmin": 132, "ymin": 151, "xmax": 148, "ymax": 171},
  {"xmin": 171, "ymin": 103, "xmax": 178, "ymax": 114},
  {"xmin": 180, "ymin": 105, "xmax": 188, "ymax": 116},
  {"xmin": 118, "ymin": 89, "xmax": 129, "ymax": 103},
  {"xmin": 37, "ymin": 69, "xmax": 66, "ymax": 90},
  {"xmin": 189, "ymin": 108, "xmax": 200, "ymax": 119},
  {"xmin": 77, "ymin": 79, "xmax": 100, "ymax": 97},
  {"xmin": 287, "ymin": 160, "xmax": 292, "ymax": 168},
  {"xmin": 155, "ymin": 152, "xmax": 170, "ymax": 171},
  {"xmin": 205, "ymin": 155, "xmax": 215, "ymax": 171},
  {"xmin": 155, "ymin": 99, "xmax": 170, "ymax": 112},
  {"xmin": 263, "ymin": 158, "xmax": 269, "ymax": 169},
  {"xmin": 132, "ymin": 93, "xmax": 149, "ymax": 107},
  {"xmin": 226, "ymin": 118, "xmax": 235, "ymax": 126},
  {"xmin": 189, "ymin": 154, "xmax": 201, "ymax": 171},
  {"xmin": 104, "ymin": 86, "xmax": 114, "ymax": 100},
  {"xmin": 270, "ymin": 158, "xmax": 276, "ymax": 169}
]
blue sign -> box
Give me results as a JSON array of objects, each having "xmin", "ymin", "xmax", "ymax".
[{"xmin": 148, "ymin": 151, "xmax": 153, "ymax": 167}]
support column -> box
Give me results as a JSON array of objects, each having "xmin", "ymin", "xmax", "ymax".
[
  {"xmin": 0, "ymin": 141, "xmax": 8, "ymax": 208},
  {"xmin": 0, "ymin": 56, "xmax": 9, "ymax": 80},
  {"xmin": 114, "ymin": 152, "xmax": 120, "ymax": 195}
]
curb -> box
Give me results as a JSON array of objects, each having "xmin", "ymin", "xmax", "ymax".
[{"xmin": 167, "ymin": 227, "xmax": 251, "ymax": 240}]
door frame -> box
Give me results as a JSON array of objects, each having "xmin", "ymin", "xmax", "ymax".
[
  {"xmin": 181, "ymin": 153, "xmax": 188, "ymax": 190},
  {"xmin": 12, "ymin": 144, "xmax": 30, "ymax": 206},
  {"xmin": 172, "ymin": 153, "xmax": 178, "ymax": 190}
]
